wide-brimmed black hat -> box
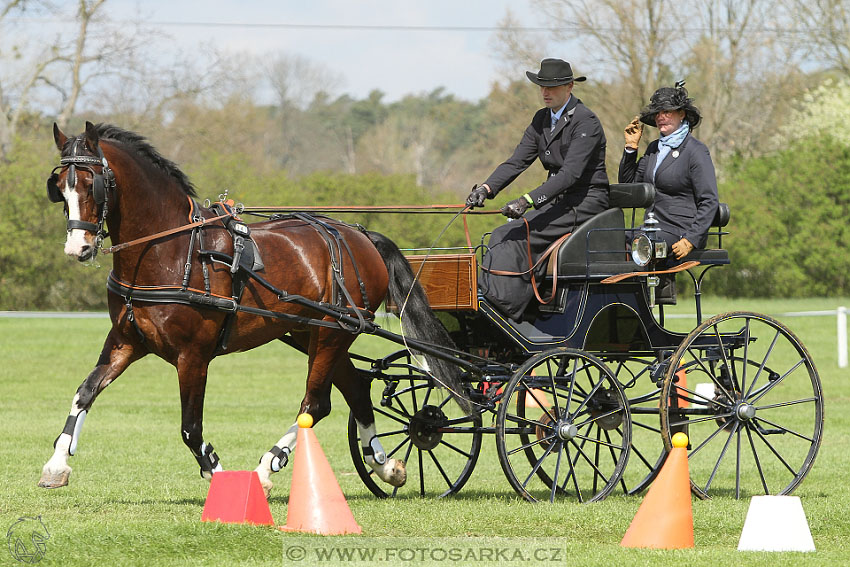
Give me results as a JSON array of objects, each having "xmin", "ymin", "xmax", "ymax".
[
  {"xmin": 526, "ymin": 58, "xmax": 586, "ymax": 87},
  {"xmin": 639, "ymin": 82, "xmax": 701, "ymax": 128}
]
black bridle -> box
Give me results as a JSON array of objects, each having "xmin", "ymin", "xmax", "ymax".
[{"xmin": 46, "ymin": 136, "xmax": 116, "ymax": 254}]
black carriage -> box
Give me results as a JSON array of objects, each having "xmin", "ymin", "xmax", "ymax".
[{"xmin": 346, "ymin": 183, "xmax": 824, "ymax": 503}]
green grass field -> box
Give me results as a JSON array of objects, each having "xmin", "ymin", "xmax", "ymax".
[{"xmin": 1, "ymin": 297, "xmax": 849, "ymax": 566}]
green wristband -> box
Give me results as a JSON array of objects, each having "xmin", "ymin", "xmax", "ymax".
[{"xmin": 523, "ymin": 193, "xmax": 533, "ymax": 205}]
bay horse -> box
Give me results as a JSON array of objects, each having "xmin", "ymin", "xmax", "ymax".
[{"xmin": 39, "ymin": 121, "xmax": 467, "ymax": 496}]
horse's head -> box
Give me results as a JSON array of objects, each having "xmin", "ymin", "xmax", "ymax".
[{"xmin": 47, "ymin": 121, "xmax": 115, "ymax": 262}]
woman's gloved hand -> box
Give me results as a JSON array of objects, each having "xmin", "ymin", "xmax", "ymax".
[{"xmin": 624, "ymin": 116, "xmax": 643, "ymax": 150}]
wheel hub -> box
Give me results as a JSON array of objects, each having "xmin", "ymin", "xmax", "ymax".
[
  {"xmin": 408, "ymin": 405, "xmax": 446, "ymax": 450},
  {"xmin": 557, "ymin": 422, "xmax": 578, "ymax": 441},
  {"xmin": 736, "ymin": 402, "xmax": 756, "ymax": 421}
]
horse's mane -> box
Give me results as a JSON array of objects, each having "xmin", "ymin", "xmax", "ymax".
[{"xmin": 93, "ymin": 123, "xmax": 197, "ymax": 198}]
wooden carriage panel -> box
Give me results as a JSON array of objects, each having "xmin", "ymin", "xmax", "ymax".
[{"xmin": 386, "ymin": 253, "xmax": 478, "ymax": 311}]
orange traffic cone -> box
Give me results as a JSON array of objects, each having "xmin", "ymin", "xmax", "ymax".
[
  {"xmin": 280, "ymin": 413, "xmax": 362, "ymax": 535},
  {"xmin": 621, "ymin": 432, "xmax": 694, "ymax": 549},
  {"xmin": 201, "ymin": 470, "xmax": 274, "ymax": 525},
  {"xmin": 675, "ymin": 368, "xmax": 689, "ymax": 409},
  {"xmin": 525, "ymin": 368, "xmax": 550, "ymax": 408}
]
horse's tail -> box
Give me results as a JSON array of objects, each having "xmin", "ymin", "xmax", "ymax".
[{"xmin": 366, "ymin": 230, "xmax": 471, "ymax": 412}]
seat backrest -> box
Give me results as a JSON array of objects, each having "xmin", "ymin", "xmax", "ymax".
[
  {"xmin": 714, "ymin": 202, "xmax": 730, "ymax": 227},
  {"xmin": 555, "ymin": 207, "xmax": 627, "ymax": 269},
  {"xmin": 609, "ymin": 183, "xmax": 655, "ymax": 209}
]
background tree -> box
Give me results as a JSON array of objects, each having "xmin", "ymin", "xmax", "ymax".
[{"xmin": 785, "ymin": 0, "xmax": 850, "ymax": 77}]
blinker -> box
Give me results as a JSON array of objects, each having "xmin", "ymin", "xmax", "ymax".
[{"xmin": 46, "ymin": 173, "xmax": 63, "ymax": 203}]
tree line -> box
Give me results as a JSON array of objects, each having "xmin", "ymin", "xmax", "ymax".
[{"xmin": 1, "ymin": 0, "xmax": 849, "ymax": 310}]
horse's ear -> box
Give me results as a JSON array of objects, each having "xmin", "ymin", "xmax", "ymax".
[
  {"xmin": 53, "ymin": 123, "xmax": 67, "ymax": 151},
  {"xmin": 84, "ymin": 121, "xmax": 100, "ymax": 153}
]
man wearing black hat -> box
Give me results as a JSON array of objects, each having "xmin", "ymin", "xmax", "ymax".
[{"xmin": 466, "ymin": 58, "xmax": 609, "ymax": 322}]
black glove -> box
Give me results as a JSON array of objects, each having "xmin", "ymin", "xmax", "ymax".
[
  {"xmin": 465, "ymin": 184, "xmax": 490, "ymax": 208},
  {"xmin": 501, "ymin": 196, "xmax": 530, "ymax": 219}
]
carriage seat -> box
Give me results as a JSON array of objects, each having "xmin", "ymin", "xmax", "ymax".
[
  {"xmin": 545, "ymin": 183, "xmax": 654, "ymax": 279},
  {"xmin": 674, "ymin": 203, "xmax": 731, "ymax": 266},
  {"xmin": 546, "ymin": 183, "xmax": 731, "ymax": 278}
]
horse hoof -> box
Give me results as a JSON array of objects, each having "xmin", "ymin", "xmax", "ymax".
[
  {"xmin": 38, "ymin": 468, "xmax": 70, "ymax": 489},
  {"xmin": 386, "ymin": 459, "xmax": 406, "ymax": 487},
  {"xmin": 259, "ymin": 478, "xmax": 273, "ymax": 499}
]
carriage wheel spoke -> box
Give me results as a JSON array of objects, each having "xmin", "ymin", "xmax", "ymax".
[
  {"xmin": 745, "ymin": 425, "xmax": 770, "ymax": 494},
  {"xmin": 712, "ymin": 324, "xmax": 740, "ymax": 393},
  {"xmin": 752, "ymin": 416, "xmax": 814, "ymax": 443},
  {"xmin": 375, "ymin": 428, "xmax": 407, "ymax": 438},
  {"xmin": 437, "ymin": 438, "xmax": 475, "ymax": 459},
  {"xmin": 744, "ymin": 329, "xmax": 781, "ymax": 399},
  {"xmin": 749, "ymin": 358, "xmax": 806, "ymax": 405},
  {"xmin": 668, "ymin": 411, "xmax": 735, "ymax": 429},
  {"xmin": 374, "ymin": 404, "xmax": 412, "ymax": 425},
  {"xmin": 417, "ymin": 447, "xmax": 425, "ymax": 496},
  {"xmin": 569, "ymin": 377, "xmax": 605, "ymax": 421},
  {"xmin": 688, "ymin": 420, "xmax": 732, "ymax": 459},
  {"xmin": 751, "ymin": 424, "xmax": 798, "ymax": 477},
  {"xmin": 575, "ymin": 407, "xmax": 625, "ymax": 431},
  {"xmin": 427, "ymin": 449, "xmax": 453, "ymax": 490},
  {"xmin": 561, "ymin": 444, "xmax": 583, "ymax": 503},
  {"xmin": 685, "ymin": 346, "xmax": 734, "ymax": 401},
  {"xmin": 632, "ymin": 419, "xmax": 661, "ymax": 434},
  {"xmin": 507, "ymin": 434, "xmax": 556, "ymax": 457},
  {"xmin": 569, "ymin": 433, "xmax": 611, "ymax": 485},
  {"xmin": 546, "ymin": 362, "xmax": 562, "ymax": 417},
  {"xmin": 523, "ymin": 385, "xmax": 557, "ymax": 424},
  {"xmin": 521, "ymin": 440, "xmax": 556, "ymax": 489},
  {"xmin": 736, "ymin": 424, "xmax": 742, "ymax": 499},
  {"xmin": 592, "ymin": 426, "xmax": 602, "ymax": 495},
  {"xmin": 704, "ymin": 421, "xmax": 739, "ymax": 493},
  {"xmin": 741, "ymin": 319, "xmax": 751, "ymax": 395},
  {"xmin": 549, "ymin": 443, "xmax": 565, "ymax": 503},
  {"xmin": 755, "ymin": 396, "xmax": 817, "ymax": 411},
  {"xmin": 385, "ymin": 436, "xmax": 411, "ymax": 460}
]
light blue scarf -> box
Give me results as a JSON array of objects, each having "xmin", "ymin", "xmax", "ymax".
[{"xmin": 652, "ymin": 120, "xmax": 690, "ymax": 179}]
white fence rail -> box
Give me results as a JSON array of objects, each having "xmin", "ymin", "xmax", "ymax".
[{"xmin": 2, "ymin": 307, "xmax": 848, "ymax": 368}]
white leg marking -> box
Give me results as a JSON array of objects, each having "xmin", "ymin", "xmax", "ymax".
[
  {"xmin": 357, "ymin": 420, "xmax": 406, "ymax": 487},
  {"xmin": 39, "ymin": 395, "xmax": 86, "ymax": 488},
  {"xmin": 254, "ymin": 423, "xmax": 299, "ymax": 497}
]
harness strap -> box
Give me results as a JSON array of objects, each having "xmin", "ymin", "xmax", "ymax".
[
  {"xmin": 292, "ymin": 213, "xmax": 371, "ymax": 333},
  {"xmin": 101, "ymin": 197, "xmax": 232, "ymax": 255}
]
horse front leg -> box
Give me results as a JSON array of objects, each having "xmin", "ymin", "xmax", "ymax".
[
  {"xmin": 176, "ymin": 356, "xmax": 221, "ymax": 480},
  {"xmin": 39, "ymin": 331, "xmax": 142, "ymax": 488},
  {"xmin": 255, "ymin": 326, "xmax": 341, "ymax": 497}
]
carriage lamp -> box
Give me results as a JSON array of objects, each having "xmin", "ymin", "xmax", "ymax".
[
  {"xmin": 631, "ymin": 234, "xmax": 653, "ymax": 267},
  {"xmin": 654, "ymin": 240, "xmax": 668, "ymax": 259}
]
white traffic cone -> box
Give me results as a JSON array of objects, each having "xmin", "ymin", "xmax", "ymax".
[{"xmin": 738, "ymin": 495, "xmax": 815, "ymax": 552}]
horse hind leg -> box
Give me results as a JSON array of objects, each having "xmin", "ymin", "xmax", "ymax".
[
  {"xmin": 354, "ymin": 418, "xmax": 406, "ymax": 488},
  {"xmin": 334, "ymin": 355, "xmax": 406, "ymax": 488},
  {"xmin": 39, "ymin": 331, "xmax": 141, "ymax": 488}
]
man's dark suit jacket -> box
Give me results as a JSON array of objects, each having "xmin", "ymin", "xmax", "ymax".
[
  {"xmin": 618, "ymin": 134, "xmax": 718, "ymax": 249},
  {"xmin": 484, "ymin": 95, "xmax": 609, "ymax": 210}
]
